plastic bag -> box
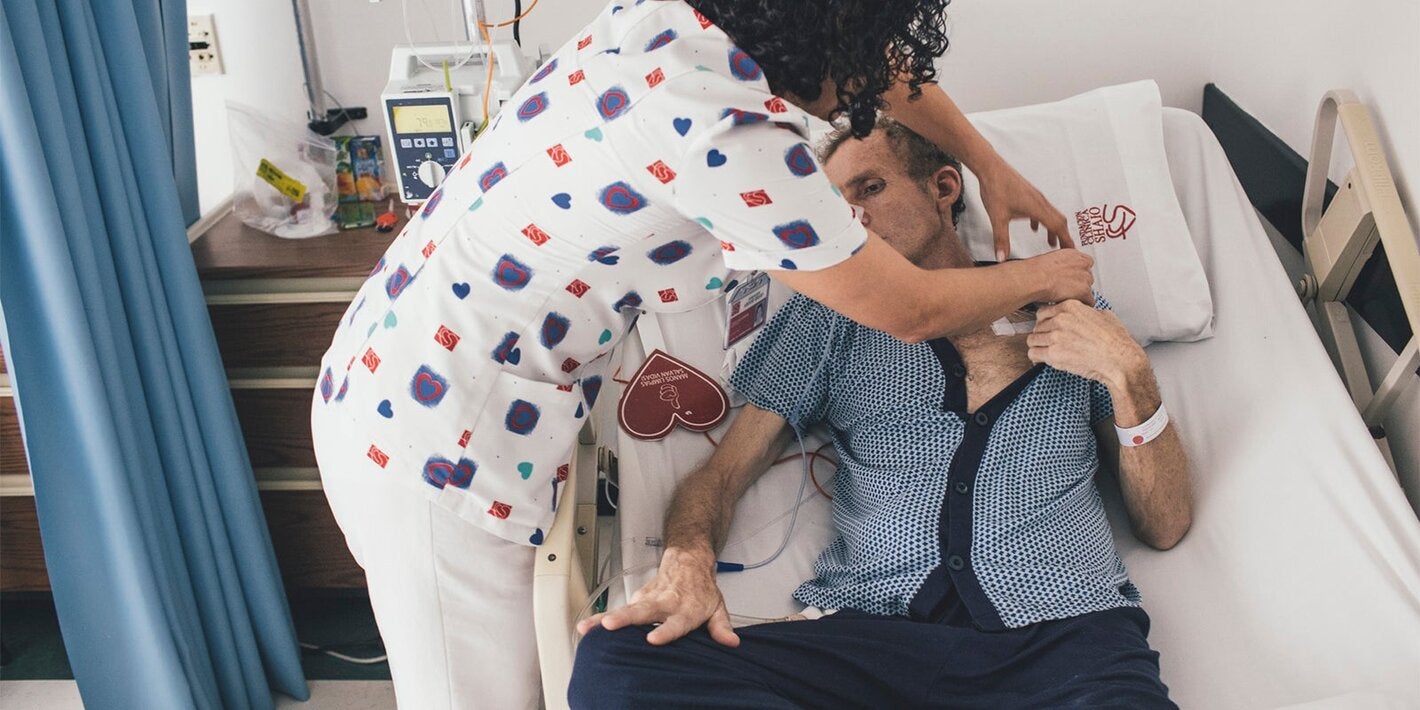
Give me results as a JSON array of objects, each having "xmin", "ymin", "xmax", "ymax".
[{"xmin": 227, "ymin": 101, "xmax": 337, "ymax": 239}]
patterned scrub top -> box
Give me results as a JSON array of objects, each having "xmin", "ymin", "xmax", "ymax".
[
  {"xmin": 730, "ymin": 293, "xmax": 1142, "ymax": 629},
  {"xmin": 310, "ymin": 0, "xmax": 867, "ymax": 546}
]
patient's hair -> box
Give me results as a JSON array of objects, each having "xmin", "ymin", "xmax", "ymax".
[
  {"xmin": 819, "ymin": 117, "xmax": 968, "ymax": 226},
  {"xmin": 684, "ymin": 0, "xmax": 952, "ymax": 138}
]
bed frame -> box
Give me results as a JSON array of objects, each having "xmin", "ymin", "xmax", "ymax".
[
  {"xmin": 1204, "ymin": 85, "xmax": 1419, "ymax": 472},
  {"xmin": 532, "ymin": 88, "xmax": 1420, "ymax": 710}
]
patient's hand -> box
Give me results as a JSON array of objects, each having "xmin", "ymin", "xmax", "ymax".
[
  {"xmin": 576, "ymin": 547, "xmax": 740, "ymax": 647},
  {"xmin": 1025, "ymin": 299, "xmax": 1146, "ymax": 388}
]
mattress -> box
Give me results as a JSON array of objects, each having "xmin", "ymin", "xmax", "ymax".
[{"xmin": 598, "ymin": 108, "xmax": 1420, "ymax": 708}]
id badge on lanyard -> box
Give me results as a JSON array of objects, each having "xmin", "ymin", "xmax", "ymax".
[{"xmin": 725, "ymin": 271, "xmax": 771, "ymax": 348}]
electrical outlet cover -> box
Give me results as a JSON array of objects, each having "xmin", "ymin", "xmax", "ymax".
[{"xmin": 188, "ymin": 14, "xmax": 224, "ymax": 76}]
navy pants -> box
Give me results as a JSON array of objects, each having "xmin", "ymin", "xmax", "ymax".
[{"xmin": 569, "ymin": 607, "xmax": 1174, "ymax": 709}]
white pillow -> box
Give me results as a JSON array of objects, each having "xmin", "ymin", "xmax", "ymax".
[{"xmin": 957, "ymin": 80, "xmax": 1214, "ymax": 345}]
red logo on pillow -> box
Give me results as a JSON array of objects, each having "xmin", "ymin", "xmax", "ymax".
[
  {"xmin": 1076, "ymin": 204, "xmax": 1137, "ymax": 246},
  {"xmin": 617, "ymin": 350, "xmax": 729, "ymax": 440},
  {"xmin": 1104, "ymin": 205, "xmax": 1137, "ymax": 237}
]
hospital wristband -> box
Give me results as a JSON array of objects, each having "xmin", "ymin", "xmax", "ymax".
[{"xmin": 1115, "ymin": 402, "xmax": 1169, "ymax": 447}]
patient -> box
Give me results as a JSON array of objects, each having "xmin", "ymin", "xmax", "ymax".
[{"xmin": 570, "ymin": 119, "xmax": 1193, "ymax": 709}]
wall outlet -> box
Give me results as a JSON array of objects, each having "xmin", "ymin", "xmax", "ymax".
[{"xmin": 188, "ymin": 14, "xmax": 224, "ymax": 76}]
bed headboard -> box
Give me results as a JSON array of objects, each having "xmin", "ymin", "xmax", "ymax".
[{"xmin": 1200, "ymin": 83, "xmax": 1413, "ymax": 358}]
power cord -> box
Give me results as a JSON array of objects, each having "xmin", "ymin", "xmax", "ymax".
[{"xmin": 299, "ymin": 637, "xmax": 388, "ymax": 665}]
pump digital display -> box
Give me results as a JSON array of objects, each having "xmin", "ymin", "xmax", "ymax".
[{"xmin": 392, "ymin": 104, "xmax": 452, "ymax": 134}]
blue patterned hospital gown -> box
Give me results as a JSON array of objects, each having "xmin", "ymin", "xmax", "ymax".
[{"xmin": 730, "ymin": 293, "xmax": 1143, "ymax": 629}]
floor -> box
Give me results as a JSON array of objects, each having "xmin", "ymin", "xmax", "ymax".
[
  {"xmin": 0, "ymin": 680, "xmax": 396, "ymax": 709},
  {"xmin": 0, "ymin": 591, "xmax": 397, "ymax": 708}
]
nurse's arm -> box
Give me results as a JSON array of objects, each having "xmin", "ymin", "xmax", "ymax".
[
  {"xmin": 772, "ymin": 232, "xmax": 1095, "ymax": 343},
  {"xmin": 576, "ymin": 403, "xmax": 793, "ymax": 646}
]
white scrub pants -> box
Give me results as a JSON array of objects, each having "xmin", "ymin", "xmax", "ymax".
[{"xmin": 319, "ymin": 454, "xmax": 541, "ymax": 709}]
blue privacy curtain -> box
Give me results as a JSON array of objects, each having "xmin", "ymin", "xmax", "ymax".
[{"xmin": 0, "ymin": 0, "xmax": 308, "ymax": 707}]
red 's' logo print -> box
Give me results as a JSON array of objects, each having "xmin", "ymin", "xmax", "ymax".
[
  {"xmin": 458, "ymin": 429, "xmax": 472, "ymax": 447},
  {"xmin": 740, "ymin": 189, "xmax": 773, "ymax": 207},
  {"xmin": 557, "ymin": 463, "xmax": 570, "ymax": 482},
  {"xmin": 568, "ymin": 70, "xmax": 586, "ymax": 85},
  {"xmin": 694, "ymin": 9, "xmax": 712, "ymax": 28},
  {"xmin": 522, "ymin": 223, "xmax": 551, "ymax": 246},
  {"xmin": 556, "ymin": 383, "xmax": 574, "ymax": 392},
  {"xmin": 646, "ymin": 160, "xmax": 676, "ymax": 184},
  {"xmin": 362, "ymin": 348, "xmax": 381, "ymax": 373},
  {"xmin": 566, "ymin": 279, "xmax": 591, "ymax": 298},
  {"xmin": 646, "ymin": 68, "xmax": 665, "ymax": 88},
  {"xmin": 719, "ymin": 240, "xmax": 736, "ymax": 251},
  {"xmin": 488, "ymin": 501, "xmax": 513, "ymax": 519},
  {"xmin": 1105, "ymin": 205, "xmax": 1138, "ymax": 238},
  {"xmin": 422, "ymin": 241, "xmax": 437, "ymax": 258},
  {"xmin": 562, "ymin": 357, "xmax": 581, "ymax": 373},
  {"xmin": 577, "ymin": 36, "xmax": 592, "ymax": 50},
  {"xmin": 658, "ymin": 288, "xmax": 679, "ymax": 303},
  {"xmin": 547, "ymin": 144, "xmax": 571, "ymax": 166},
  {"xmin": 367, "ymin": 445, "xmax": 389, "ymax": 468},
  {"xmin": 1075, "ymin": 204, "xmax": 1138, "ymax": 246},
  {"xmin": 764, "ymin": 97, "xmax": 788, "ymax": 113},
  {"xmin": 434, "ymin": 325, "xmax": 460, "ymax": 351}
]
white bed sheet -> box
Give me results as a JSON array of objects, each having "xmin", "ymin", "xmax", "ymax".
[{"xmin": 597, "ymin": 108, "xmax": 1420, "ymax": 708}]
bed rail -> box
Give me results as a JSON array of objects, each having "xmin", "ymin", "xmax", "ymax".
[
  {"xmin": 1298, "ymin": 90, "xmax": 1420, "ymax": 473},
  {"xmin": 533, "ymin": 421, "xmax": 598, "ymax": 710}
]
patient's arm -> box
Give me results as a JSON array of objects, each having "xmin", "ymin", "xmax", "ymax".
[
  {"xmin": 575, "ymin": 403, "xmax": 794, "ymax": 647},
  {"xmin": 1026, "ymin": 300, "xmax": 1193, "ymax": 549},
  {"xmin": 1093, "ymin": 389, "xmax": 1193, "ymax": 551}
]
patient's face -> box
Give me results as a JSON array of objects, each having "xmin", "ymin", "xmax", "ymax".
[{"xmin": 823, "ymin": 132, "xmax": 959, "ymax": 267}]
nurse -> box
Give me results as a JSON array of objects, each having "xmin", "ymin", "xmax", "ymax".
[{"xmin": 311, "ymin": 0, "xmax": 1094, "ymax": 707}]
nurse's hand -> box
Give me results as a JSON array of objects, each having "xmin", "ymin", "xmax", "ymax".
[
  {"xmin": 1025, "ymin": 248, "xmax": 1096, "ymax": 305},
  {"xmin": 576, "ymin": 547, "xmax": 740, "ymax": 647},
  {"xmin": 976, "ymin": 156, "xmax": 1073, "ymax": 260}
]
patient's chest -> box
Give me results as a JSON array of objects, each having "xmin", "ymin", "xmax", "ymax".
[{"xmin": 956, "ymin": 333, "xmax": 1034, "ymax": 412}]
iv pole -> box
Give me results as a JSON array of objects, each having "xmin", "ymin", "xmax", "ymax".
[{"xmin": 290, "ymin": 0, "xmax": 366, "ymax": 135}]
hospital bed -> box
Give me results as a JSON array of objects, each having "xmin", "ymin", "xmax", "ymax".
[{"xmin": 533, "ymin": 106, "xmax": 1420, "ymax": 709}]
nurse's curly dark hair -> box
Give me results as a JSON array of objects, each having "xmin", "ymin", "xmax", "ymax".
[{"xmin": 685, "ymin": 0, "xmax": 952, "ymax": 138}]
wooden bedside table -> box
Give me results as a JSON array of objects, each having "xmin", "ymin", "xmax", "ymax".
[
  {"xmin": 0, "ymin": 209, "xmax": 410, "ymax": 593},
  {"xmin": 190, "ymin": 209, "xmax": 408, "ymax": 589}
]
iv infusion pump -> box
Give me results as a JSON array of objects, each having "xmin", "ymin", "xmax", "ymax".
[{"xmin": 382, "ymin": 43, "xmax": 531, "ymax": 203}]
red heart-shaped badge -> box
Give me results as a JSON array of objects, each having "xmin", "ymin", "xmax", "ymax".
[{"xmin": 617, "ymin": 350, "xmax": 729, "ymax": 440}]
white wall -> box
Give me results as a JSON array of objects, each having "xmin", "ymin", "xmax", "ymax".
[
  {"xmin": 303, "ymin": 0, "xmax": 601, "ymax": 143},
  {"xmin": 936, "ymin": 0, "xmax": 1213, "ymax": 113}
]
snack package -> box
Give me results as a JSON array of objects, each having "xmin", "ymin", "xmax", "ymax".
[
  {"xmin": 335, "ymin": 136, "xmax": 358, "ymax": 203},
  {"xmin": 350, "ymin": 136, "xmax": 386, "ymax": 201}
]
